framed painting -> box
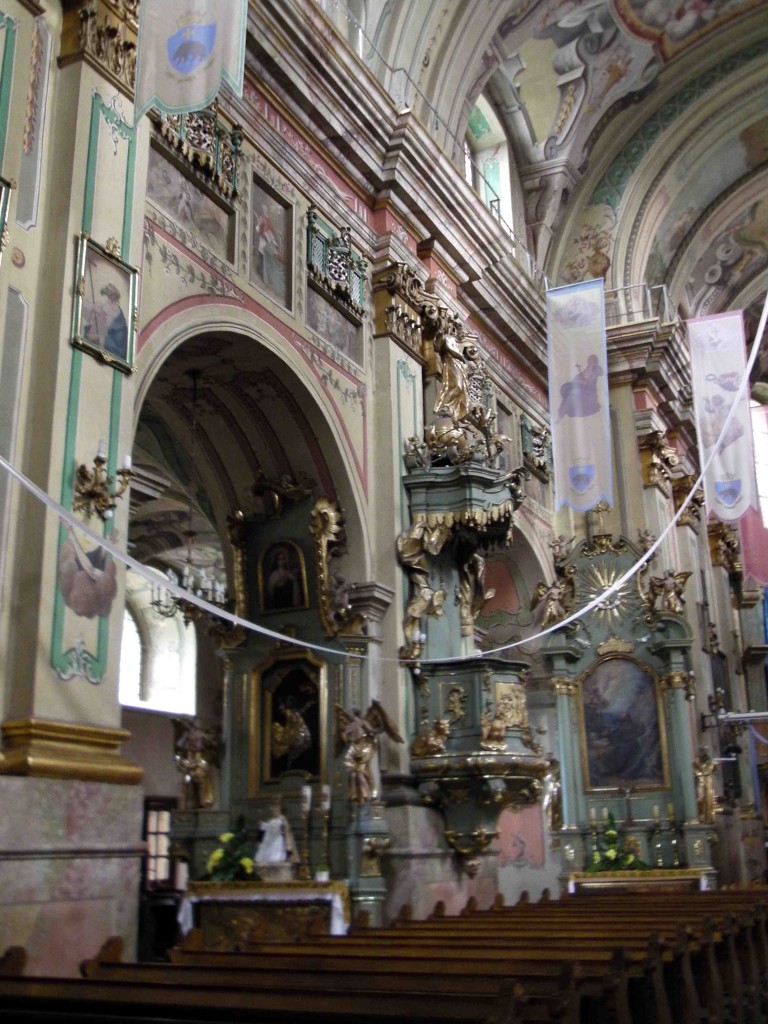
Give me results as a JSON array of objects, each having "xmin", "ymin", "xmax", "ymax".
[
  {"xmin": 72, "ymin": 234, "xmax": 138, "ymax": 373},
  {"xmin": 578, "ymin": 656, "xmax": 669, "ymax": 791},
  {"xmin": 258, "ymin": 540, "xmax": 308, "ymax": 613},
  {"xmin": 248, "ymin": 649, "xmax": 327, "ymax": 794},
  {"xmin": 146, "ymin": 145, "xmax": 235, "ymax": 262},
  {"xmin": 251, "ymin": 176, "xmax": 293, "ymax": 310}
]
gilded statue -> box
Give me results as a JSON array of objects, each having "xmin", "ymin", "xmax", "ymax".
[
  {"xmin": 693, "ymin": 747, "xmax": 717, "ymax": 824},
  {"xmin": 410, "ymin": 719, "xmax": 449, "ymax": 757},
  {"xmin": 335, "ymin": 701, "xmax": 403, "ymax": 804},
  {"xmin": 480, "ymin": 711, "xmax": 507, "ymax": 752},
  {"xmin": 172, "ymin": 717, "xmax": 219, "ymax": 809},
  {"xmin": 458, "ymin": 551, "xmax": 495, "ymax": 636},
  {"xmin": 531, "ymin": 577, "xmax": 572, "ymax": 626},
  {"xmin": 647, "ymin": 568, "xmax": 691, "ymax": 614},
  {"xmin": 433, "ymin": 327, "xmax": 479, "ymax": 426}
]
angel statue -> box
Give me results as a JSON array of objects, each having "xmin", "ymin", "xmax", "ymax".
[
  {"xmin": 531, "ymin": 577, "xmax": 570, "ymax": 627},
  {"xmin": 334, "ymin": 700, "xmax": 404, "ymax": 804},
  {"xmin": 172, "ymin": 717, "xmax": 220, "ymax": 809},
  {"xmin": 647, "ymin": 568, "xmax": 691, "ymax": 614}
]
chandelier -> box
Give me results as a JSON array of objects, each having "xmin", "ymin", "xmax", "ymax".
[{"xmin": 150, "ymin": 370, "xmax": 228, "ymax": 625}]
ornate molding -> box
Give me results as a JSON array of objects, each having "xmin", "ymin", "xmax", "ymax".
[
  {"xmin": 60, "ymin": 0, "xmax": 138, "ymax": 98},
  {"xmin": 309, "ymin": 497, "xmax": 366, "ymax": 638},
  {"xmin": 673, "ymin": 475, "xmax": 705, "ymax": 528},
  {"xmin": 151, "ymin": 105, "xmax": 243, "ymax": 201},
  {"xmin": 639, "ymin": 431, "xmax": 678, "ymax": 496},
  {"xmin": 0, "ymin": 718, "xmax": 143, "ymax": 784},
  {"xmin": 708, "ymin": 522, "xmax": 741, "ymax": 575},
  {"xmin": 659, "ymin": 671, "xmax": 695, "ymax": 700},
  {"xmin": 307, "ymin": 207, "xmax": 366, "ymax": 320},
  {"xmin": 596, "ymin": 635, "xmax": 635, "ymax": 656}
]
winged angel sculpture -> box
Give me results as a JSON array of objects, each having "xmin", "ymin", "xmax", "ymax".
[
  {"xmin": 646, "ymin": 568, "xmax": 691, "ymax": 615},
  {"xmin": 172, "ymin": 717, "xmax": 220, "ymax": 809},
  {"xmin": 334, "ymin": 701, "xmax": 403, "ymax": 804}
]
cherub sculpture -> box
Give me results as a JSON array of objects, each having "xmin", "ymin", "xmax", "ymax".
[
  {"xmin": 334, "ymin": 700, "xmax": 403, "ymax": 804},
  {"xmin": 410, "ymin": 719, "xmax": 450, "ymax": 757},
  {"xmin": 172, "ymin": 717, "xmax": 219, "ymax": 809},
  {"xmin": 647, "ymin": 568, "xmax": 691, "ymax": 614}
]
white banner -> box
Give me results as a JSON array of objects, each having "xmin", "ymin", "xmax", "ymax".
[
  {"xmin": 688, "ymin": 310, "xmax": 757, "ymax": 522},
  {"xmin": 134, "ymin": 0, "xmax": 247, "ymax": 124},
  {"xmin": 547, "ymin": 280, "xmax": 612, "ymax": 512}
]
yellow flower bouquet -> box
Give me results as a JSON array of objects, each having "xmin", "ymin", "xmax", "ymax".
[
  {"xmin": 586, "ymin": 811, "xmax": 649, "ymax": 873},
  {"xmin": 202, "ymin": 816, "xmax": 256, "ymax": 882}
]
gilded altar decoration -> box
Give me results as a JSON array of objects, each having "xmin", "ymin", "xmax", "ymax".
[
  {"xmin": 172, "ymin": 717, "xmax": 219, "ymax": 809},
  {"xmin": 693, "ymin": 747, "xmax": 717, "ymax": 824},
  {"xmin": 480, "ymin": 711, "xmax": 508, "ymax": 752},
  {"xmin": 531, "ymin": 573, "xmax": 574, "ymax": 626},
  {"xmin": 59, "ymin": 0, "xmax": 139, "ymax": 97},
  {"xmin": 708, "ymin": 521, "xmax": 741, "ymax": 574},
  {"xmin": 411, "ymin": 719, "xmax": 449, "ymax": 757},
  {"xmin": 458, "ymin": 550, "xmax": 495, "ymax": 636},
  {"xmin": 521, "ymin": 415, "xmax": 551, "ymax": 480},
  {"xmin": 252, "ymin": 471, "xmax": 312, "ymax": 520},
  {"xmin": 334, "ymin": 701, "xmax": 403, "ymax": 804},
  {"xmin": 639, "ymin": 430, "xmax": 678, "ymax": 496},
  {"xmin": 396, "ymin": 519, "xmax": 450, "ymax": 661},
  {"xmin": 645, "ymin": 568, "xmax": 691, "ymax": 614},
  {"xmin": 550, "ymin": 533, "xmax": 575, "ymax": 568},
  {"xmin": 495, "ymin": 682, "xmax": 528, "ymax": 730},
  {"xmin": 309, "ymin": 497, "xmax": 366, "ymax": 637}
]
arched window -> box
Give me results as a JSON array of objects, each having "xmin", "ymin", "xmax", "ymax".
[{"xmin": 465, "ymin": 96, "xmax": 514, "ymax": 231}]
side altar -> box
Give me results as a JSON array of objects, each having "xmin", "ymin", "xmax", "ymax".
[{"xmin": 177, "ymin": 880, "xmax": 350, "ymax": 947}]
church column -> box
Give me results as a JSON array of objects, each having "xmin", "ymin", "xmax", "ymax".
[
  {"xmin": 551, "ymin": 676, "xmax": 587, "ymax": 878},
  {"xmin": 0, "ymin": 0, "xmax": 146, "ymax": 973}
]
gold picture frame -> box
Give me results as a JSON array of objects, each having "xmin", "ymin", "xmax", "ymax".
[
  {"xmin": 71, "ymin": 233, "xmax": 138, "ymax": 373},
  {"xmin": 257, "ymin": 539, "xmax": 309, "ymax": 614},
  {"xmin": 578, "ymin": 655, "xmax": 670, "ymax": 792}
]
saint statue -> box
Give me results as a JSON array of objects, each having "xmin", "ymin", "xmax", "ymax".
[
  {"xmin": 334, "ymin": 701, "xmax": 403, "ymax": 804},
  {"xmin": 693, "ymin": 748, "xmax": 717, "ymax": 824},
  {"xmin": 254, "ymin": 796, "xmax": 298, "ymax": 879}
]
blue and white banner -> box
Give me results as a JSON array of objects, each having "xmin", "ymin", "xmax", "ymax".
[
  {"xmin": 134, "ymin": 0, "xmax": 247, "ymax": 125},
  {"xmin": 547, "ymin": 280, "xmax": 612, "ymax": 512},
  {"xmin": 688, "ymin": 310, "xmax": 757, "ymax": 522}
]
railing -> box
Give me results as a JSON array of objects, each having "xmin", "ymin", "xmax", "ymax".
[
  {"xmin": 321, "ymin": 0, "xmax": 550, "ymax": 292},
  {"xmin": 604, "ymin": 283, "xmax": 677, "ymax": 327}
]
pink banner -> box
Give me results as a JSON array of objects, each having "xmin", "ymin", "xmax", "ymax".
[
  {"xmin": 547, "ymin": 280, "xmax": 612, "ymax": 512},
  {"xmin": 688, "ymin": 310, "xmax": 757, "ymax": 523}
]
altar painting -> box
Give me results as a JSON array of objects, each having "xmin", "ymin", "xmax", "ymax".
[{"xmin": 579, "ymin": 657, "xmax": 668, "ymax": 791}]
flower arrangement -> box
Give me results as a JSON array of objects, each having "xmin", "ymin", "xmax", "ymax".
[
  {"xmin": 586, "ymin": 812, "xmax": 650, "ymax": 873},
  {"xmin": 202, "ymin": 816, "xmax": 255, "ymax": 882}
]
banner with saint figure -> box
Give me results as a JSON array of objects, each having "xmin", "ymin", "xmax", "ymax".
[
  {"xmin": 547, "ymin": 280, "xmax": 612, "ymax": 512},
  {"xmin": 688, "ymin": 310, "xmax": 757, "ymax": 523}
]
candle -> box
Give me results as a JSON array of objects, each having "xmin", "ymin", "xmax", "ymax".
[
  {"xmin": 301, "ymin": 785, "xmax": 312, "ymax": 811},
  {"xmin": 667, "ymin": 802, "xmax": 674, "ymax": 818},
  {"xmin": 321, "ymin": 784, "xmax": 331, "ymax": 812},
  {"xmin": 123, "ymin": 454, "xmax": 132, "ymax": 470},
  {"xmin": 96, "ymin": 439, "xmax": 107, "ymax": 460},
  {"xmin": 602, "ymin": 807, "xmax": 609, "ymax": 821},
  {"xmin": 653, "ymin": 805, "xmax": 660, "ymax": 821},
  {"xmin": 589, "ymin": 807, "xmax": 596, "ymax": 824}
]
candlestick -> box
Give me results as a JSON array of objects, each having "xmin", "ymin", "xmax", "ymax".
[{"xmin": 298, "ymin": 789, "xmax": 311, "ymax": 881}]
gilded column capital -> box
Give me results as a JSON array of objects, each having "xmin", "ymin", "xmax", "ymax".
[
  {"xmin": 551, "ymin": 677, "xmax": 577, "ymax": 697},
  {"xmin": 659, "ymin": 671, "xmax": 695, "ymax": 700},
  {"xmin": 707, "ymin": 521, "xmax": 741, "ymax": 575},
  {"xmin": 672, "ymin": 475, "xmax": 705, "ymax": 528}
]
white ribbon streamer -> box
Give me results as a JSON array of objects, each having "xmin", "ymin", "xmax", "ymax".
[{"xmin": 0, "ymin": 293, "xmax": 765, "ymax": 668}]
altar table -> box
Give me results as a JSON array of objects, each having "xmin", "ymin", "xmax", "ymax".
[{"xmin": 177, "ymin": 880, "xmax": 350, "ymax": 947}]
